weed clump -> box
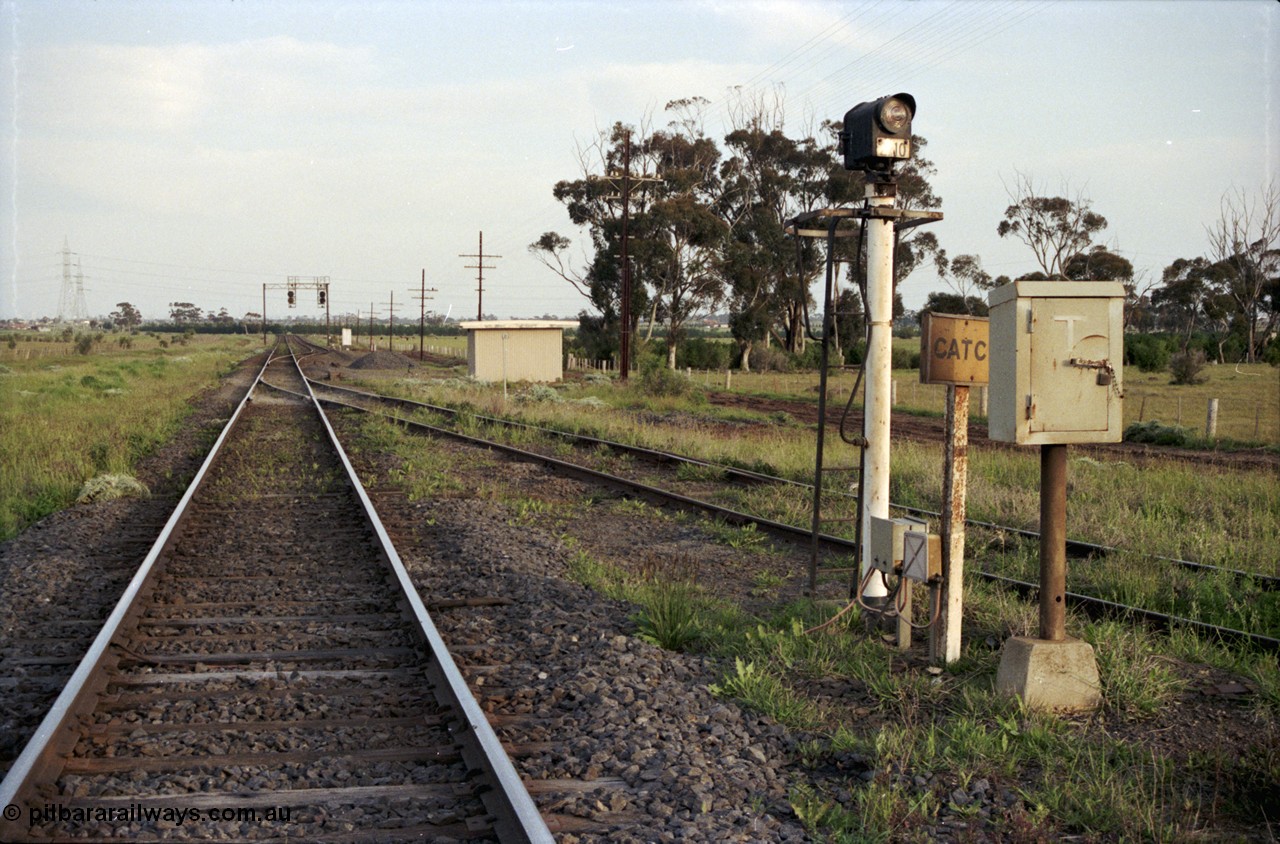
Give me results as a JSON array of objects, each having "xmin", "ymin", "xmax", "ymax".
[
  {"xmin": 516, "ymin": 384, "xmax": 562, "ymax": 403},
  {"xmin": 75, "ymin": 474, "xmax": 150, "ymax": 504},
  {"xmin": 634, "ymin": 580, "xmax": 700, "ymax": 651}
]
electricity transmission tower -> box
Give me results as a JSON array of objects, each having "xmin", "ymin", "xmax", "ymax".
[{"xmin": 57, "ymin": 238, "xmax": 89, "ymax": 322}]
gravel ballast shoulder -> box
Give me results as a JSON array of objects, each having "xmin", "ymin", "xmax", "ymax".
[{"xmin": 380, "ymin": 495, "xmax": 811, "ymax": 843}]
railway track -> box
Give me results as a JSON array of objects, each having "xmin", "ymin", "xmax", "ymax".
[
  {"xmin": 0, "ymin": 342, "xmax": 551, "ymax": 843},
  {"xmin": 295, "ymin": 350, "xmax": 1276, "ymax": 588},
  {"xmin": 289, "ymin": 343, "xmax": 1277, "ymax": 652}
]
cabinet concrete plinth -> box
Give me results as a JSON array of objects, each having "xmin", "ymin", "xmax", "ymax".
[{"xmin": 995, "ymin": 636, "xmax": 1101, "ymax": 712}]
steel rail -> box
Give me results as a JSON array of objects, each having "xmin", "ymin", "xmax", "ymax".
[
  {"xmin": 284, "ymin": 340, "xmax": 554, "ymax": 843},
  {"xmin": 304, "ymin": 377, "xmax": 1278, "ymax": 590},
  {"xmin": 308, "ymin": 385, "xmax": 1280, "ymax": 654},
  {"xmin": 0, "ymin": 348, "xmax": 272, "ymax": 813},
  {"xmin": 976, "ymin": 571, "xmax": 1280, "ymax": 652}
]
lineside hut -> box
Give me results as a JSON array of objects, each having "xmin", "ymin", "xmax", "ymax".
[{"xmin": 459, "ymin": 320, "xmax": 578, "ymax": 383}]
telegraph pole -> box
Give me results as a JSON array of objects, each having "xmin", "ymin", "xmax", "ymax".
[
  {"xmin": 411, "ymin": 268, "xmax": 439, "ymax": 359},
  {"xmin": 603, "ymin": 133, "xmax": 661, "ymax": 380},
  {"xmin": 460, "ymin": 232, "xmax": 501, "ymax": 321},
  {"xmin": 619, "ymin": 134, "xmax": 633, "ymax": 380},
  {"xmin": 382, "ymin": 292, "xmax": 397, "ymax": 352}
]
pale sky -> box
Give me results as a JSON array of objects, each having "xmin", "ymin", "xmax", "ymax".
[{"xmin": 1, "ymin": 0, "xmax": 1276, "ymax": 324}]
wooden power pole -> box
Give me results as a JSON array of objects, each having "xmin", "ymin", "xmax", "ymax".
[
  {"xmin": 411, "ymin": 268, "xmax": 438, "ymax": 359},
  {"xmin": 460, "ymin": 232, "xmax": 501, "ymax": 321}
]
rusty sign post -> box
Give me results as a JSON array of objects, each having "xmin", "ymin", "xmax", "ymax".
[{"xmin": 920, "ymin": 312, "xmax": 988, "ymax": 664}]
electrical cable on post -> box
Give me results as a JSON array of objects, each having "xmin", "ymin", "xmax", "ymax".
[
  {"xmin": 841, "ymin": 219, "xmax": 871, "ymax": 602},
  {"xmin": 807, "ymin": 216, "xmax": 840, "ymax": 596}
]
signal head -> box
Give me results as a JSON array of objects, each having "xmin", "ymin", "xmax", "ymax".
[{"xmin": 841, "ymin": 93, "xmax": 915, "ymax": 172}]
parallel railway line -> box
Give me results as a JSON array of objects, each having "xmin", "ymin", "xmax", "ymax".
[
  {"xmin": 296, "ymin": 349, "xmax": 1275, "ymax": 588},
  {"xmin": 289, "ymin": 341, "xmax": 1277, "ymax": 652},
  {"xmin": 0, "ymin": 342, "xmax": 552, "ymax": 843}
]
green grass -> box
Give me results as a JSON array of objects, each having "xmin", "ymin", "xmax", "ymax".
[
  {"xmin": 714, "ymin": 355, "xmax": 1279, "ymax": 446},
  {"xmin": 339, "ymin": 370, "xmax": 1280, "ymax": 842},
  {"xmin": 356, "ymin": 364, "xmax": 1279, "ymax": 636},
  {"xmin": 1124, "ymin": 362, "xmax": 1280, "ymax": 444},
  {"xmin": 0, "ymin": 334, "xmax": 257, "ymax": 538}
]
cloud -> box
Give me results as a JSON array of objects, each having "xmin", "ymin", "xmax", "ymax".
[{"xmin": 18, "ymin": 37, "xmax": 378, "ymax": 138}]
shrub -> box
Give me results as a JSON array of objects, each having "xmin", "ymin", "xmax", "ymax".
[
  {"xmin": 677, "ymin": 337, "xmax": 731, "ymax": 370},
  {"xmin": 1264, "ymin": 335, "xmax": 1280, "ymax": 366},
  {"xmin": 891, "ymin": 346, "xmax": 920, "ymax": 370},
  {"xmin": 792, "ymin": 343, "xmax": 825, "ymax": 370},
  {"xmin": 749, "ymin": 345, "xmax": 794, "ymax": 372},
  {"xmin": 1169, "ymin": 349, "xmax": 1207, "ymax": 385},
  {"xmin": 637, "ymin": 355, "xmax": 693, "ymax": 397},
  {"xmin": 1124, "ymin": 333, "xmax": 1173, "ymax": 372},
  {"xmin": 1123, "ymin": 420, "xmax": 1193, "ymax": 447}
]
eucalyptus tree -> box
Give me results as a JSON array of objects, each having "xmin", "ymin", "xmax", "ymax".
[
  {"xmin": 109, "ymin": 301, "xmax": 142, "ymax": 330},
  {"xmin": 718, "ymin": 92, "xmax": 833, "ymax": 368},
  {"xmin": 634, "ymin": 99, "xmax": 729, "ymax": 369},
  {"xmin": 937, "ymin": 253, "xmax": 994, "ymax": 313},
  {"xmin": 1063, "ymin": 245, "xmax": 1133, "ymax": 283},
  {"xmin": 717, "ymin": 93, "xmax": 944, "ymax": 368},
  {"xmin": 996, "ymin": 173, "xmax": 1108, "ymax": 278},
  {"xmin": 1152, "ymin": 256, "xmax": 1217, "ymax": 347},
  {"xmin": 1205, "ymin": 182, "xmax": 1280, "ymax": 362},
  {"xmin": 530, "ymin": 120, "xmax": 656, "ymax": 361}
]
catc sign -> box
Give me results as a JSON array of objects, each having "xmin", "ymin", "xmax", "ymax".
[{"xmin": 920, "ymin": 312, "xmax": 989, "ymax": 385}]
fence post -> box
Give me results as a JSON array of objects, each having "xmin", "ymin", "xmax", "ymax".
[{"xmin": 1205, "ymin": 398, "xmax": 1219, "ymax": 440}]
